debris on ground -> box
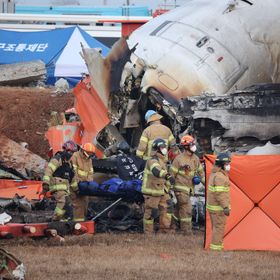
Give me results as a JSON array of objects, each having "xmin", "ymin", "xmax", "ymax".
[
  {"xmin": 52, "ymin": 78, "xmax": 70, "ymax": 96},
  {"xmin": 0, "ymin": 134, "xmax": 46, "ymax": 179},
  {"xmin": 0, "ymin": 248, "xmax": 26, "ymax": 280}
]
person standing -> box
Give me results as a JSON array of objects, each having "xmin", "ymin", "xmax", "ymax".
[
  {"xmin": 42, "ymin": 140, "xmax": 77, "ymax": 221},
  {"xmin": 136, "ymin": 110, "xmax": 176, "ymax": 160},
  {"xmin": 206, "ymin": 153, "xmax": 231, "ymax": 251},
  {"xmin": 170, "ymin": 135, "xmax": 205, "ymax": 234},
  {"xmin": 141, "ymin": 138, "xmax": 175, "ymax": 234},
  {"xmin": 71, "ymin": 143, "xmax": 95, "ymax": 221}
]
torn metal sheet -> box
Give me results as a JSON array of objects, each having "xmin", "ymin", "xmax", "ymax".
[
  {"xmin": 81, "ymin": 38, "xmax": 133, "ymax": 109},
  {"xmin": 45, "ymin": 122, "xmax": 82, "ymax": 155},
  {"xmin": 0, "ymin": 134, "xmax": 46, "ymax": 179},
  {"xmin": 73, "ymin": 78, "xmax": 110, "ymax": 145},
  {"xmin": 0, "ymin": 60, "xmax": 46, "ymax": 86},
  {"xmin": 184, "ymin": 86, "xmax": 280, "ymax": 140},
  {"xmin": 123, "ymin": 99, "xmax": 141, "ymax": 128}
]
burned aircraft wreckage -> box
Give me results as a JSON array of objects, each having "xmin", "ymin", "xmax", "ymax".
[
  {"xmin": 82, "ymin": 0, "xmax": 280, "ymax": 154},
  {"xmin": 1, "ymin": 0, "xmax": 280, "ymax": 236}
]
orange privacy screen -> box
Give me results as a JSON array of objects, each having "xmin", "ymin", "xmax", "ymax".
[{"xmin": 204, "ymin": 155, "xmax": 280, "ymax": 251}]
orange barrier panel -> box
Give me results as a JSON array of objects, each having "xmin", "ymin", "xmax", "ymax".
[
  {"xmin": 0, "ymin": 179, "xmax": 42, "ymax": 200},
  {"xmin": 73, "ymin": 80, "xmax": 110, "ymax": 144},
  {"xmin": 45, "ymin": 122, "xmax": 82, "ymax": 154},
  {"xmin": 204, "ymin": 155, "xmax": 280, "ymax": 251}
]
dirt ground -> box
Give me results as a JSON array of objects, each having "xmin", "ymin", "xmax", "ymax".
[
  {"xmin": 1, "ymin": 233, "xmax": 280, "ymax": 280},
  {"xmin": 0, "ymin": 86, "xmax": 74, "ymax": 159}
]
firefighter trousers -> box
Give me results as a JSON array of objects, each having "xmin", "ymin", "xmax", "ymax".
[
  {"xmin": 52, "ymin": 191, "xmax": 70, "ymax": 221},
  {"xmin": 172, "ymin": 191, "xmax": 192, "ymax": 233},
  {"xmin": 71, "ymin": 192, "xmax": 88, "ymax": 221},
  {"xmin": 143, "ymin": 193, "xmax": 171, "ymax": 234},
  {"xmin": 209, "ymin": 212, "xmax": 227, "ymax": 251}
]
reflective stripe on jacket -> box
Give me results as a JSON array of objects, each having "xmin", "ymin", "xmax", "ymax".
[
  {"xmin": 43, "ymin": 154, "xmax": 71, "ymax": 193},
  {"xmin": 71, "ymin": 150, "xmax": 94, "ymax": 191},
  {"xmin": 136, "ymin": 121, "xmax": 175, "ymax": 160},
  {"xmin": 206, "ymin": 166, "xmax": 230, "ymax": 212},
  {"xmin": 170, "ymin": 151, "xmax": 205, "ymax": 193},
  {"xmin": 141, "ymin": 154, "xmax": 168, "ymax": 196}
]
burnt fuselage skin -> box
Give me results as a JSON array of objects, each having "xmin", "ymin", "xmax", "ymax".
[{"xmin": 127, "ymin": 0, "xmax": 280, "ymax": 103}]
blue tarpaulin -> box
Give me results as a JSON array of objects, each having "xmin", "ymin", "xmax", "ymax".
[
  {"xmin": 0, "ymin": 26, "xmax": 109, "ymax": 86},
  {"xmin": 79, "ymin": 178, "xmax": 142, "ymax": 196}
]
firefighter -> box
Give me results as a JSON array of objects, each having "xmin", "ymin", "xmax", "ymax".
[
  {"xmin": 206, "ymin": 153, "xmax": 231, "ymax": 251},
  {"xmin": 42, "ymin": 140, "xmax": 78, "ymax": 221},
  {"xmin": 141, "ymin": 138, "xmax": 175, "ymax": 234},
  {"xmin": 170, "ymin": 135, "xmax": 205, "ymax": 234},
  {"xmin": 136, "ymin": 110, "xmax": 176, "ymax": 160},
  {"xmin": 71, "ymin": 143, "xmax": 95, "ymax": 221}
]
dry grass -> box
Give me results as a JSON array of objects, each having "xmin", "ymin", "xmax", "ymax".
[{"xmin": 1, "ymin": 233, "xmax": 280, "ymax": 280}]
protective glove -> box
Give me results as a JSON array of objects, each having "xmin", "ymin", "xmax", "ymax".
[
  {"xmin": 223, "ymin": 207, "xmax": 230, "ymax": 216},
  {"xmin": 42, "ymin": 183, "xmax": 49, "ymax": 192},
  {"xmin": 165, "ymin": 173, "xmax": 176, "ymax": 186}
]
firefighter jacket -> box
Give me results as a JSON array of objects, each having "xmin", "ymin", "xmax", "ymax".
[
  {"xmin": 206, "ymin": 166, "xmax": 230, "ymax": 213},
  {"xmin": 170, "ymin": 151, "xmax": 205, "ymax": 194},
  {"xmin": 141, "ymin": 153, "xmax": 168, "ymax": 196},
  {"xmin": 71, "ymin": 150, "xmax": 94, "ymax": 192},
  {"xmin": 43, "ymin": 152, "xmax": 74, "ymax": 194},
  {"xmin": 136, "ymin": 121, "xmax": 176, "ymax": 160}
]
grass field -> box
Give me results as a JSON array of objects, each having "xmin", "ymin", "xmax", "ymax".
[{"xmin": 1, "ymin": 232, "xmax": 280, "ymax": 280}]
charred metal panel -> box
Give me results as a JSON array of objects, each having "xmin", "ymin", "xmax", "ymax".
[
  {"xmin": 82, "ymin": 38, "xmax": 133, "ymax": 109},
  {"xmin": 183, "ymin": 85, "xmax": 280, "ymax": 140}
]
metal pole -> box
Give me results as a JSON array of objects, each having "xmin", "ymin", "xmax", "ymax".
[{"xmin": 92, "ymin": 197, "xmax": 122, "ymax": 221}]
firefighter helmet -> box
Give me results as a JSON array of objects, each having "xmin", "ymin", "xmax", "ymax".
[
  {"xmin": 145, "ymin": 110, "xmax": 156, "ymax": 122},
  {"xmin": 81, "ymin": 143, "xmax": 96, "ymax": 153},
  {"xmin": 152, "ymin": 138, "xmax": 167, "ymax": 151},
  {"xmin": 145, "ymin": 110, "xmax": 163, "ymax": 123},
  {"xmin": 62, "ymin": 140, "xmax": 78, "ymax": 152},
  {"xmin": 215, "ymin": 153, "xmax": 231, "ymax": 164},
  {"xmin": 180, "ymin": 135, "xmax": 195, "ymax": 146}
]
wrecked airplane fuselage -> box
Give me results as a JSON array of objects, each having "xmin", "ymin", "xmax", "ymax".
[
  {"xmin": 81, "ymin": 0, "xmax": 280, "ymax": 153},
  {"xmin": 127, "ymin": 0, "xmax": 280, "ymax": 101}
]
